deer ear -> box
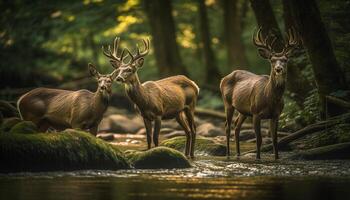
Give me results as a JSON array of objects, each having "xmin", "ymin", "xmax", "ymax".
[
  {"xmin": 257, "ymin": 48, "xmax": 271, "ymax": 59},
  {"xmin": 88, "ymin": 63, "xmax": 100, "ymax": 78},
  {"xmin": 136, "ymin": 58, "xmax": 144, "ymax": 68}
]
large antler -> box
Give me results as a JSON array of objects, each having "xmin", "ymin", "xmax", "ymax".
[
  {"xmin": 124, "ymin": 38, "xmax": 150, "ymax": 65},
  {"xmin": 253, "ymin": 27, "xmax": 277, "ymax": 53},
  {"xmin": 280, "ymin": 27, "xmax": 300, "ymax": 56},
  {"xmin": 102, "ymin": 36, "xmax": 127, "ymax": 68}
]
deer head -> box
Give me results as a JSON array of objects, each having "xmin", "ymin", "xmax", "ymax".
[
  {"xmin": 88, "ymin": 63, "xmax": 118, "ymax": 96},
  {"xmin": 253, "ymin": 27, "xmax": 300, "ymax": 78},
  {"xmin": 103, "ymin": 37, "xmax": 150, "ymax": 83}
]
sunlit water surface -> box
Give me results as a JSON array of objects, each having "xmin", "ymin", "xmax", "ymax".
[{"xmin": 1, "ymin": 157, "xmax": 350, "ymax": 200}]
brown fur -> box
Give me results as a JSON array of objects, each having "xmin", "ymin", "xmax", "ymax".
[
  {"xmin": 220, "ymin": 28, "xmax": 299, "ymax": 160},
  {"xmin": 17, "ymin": 64, "xmax": 117, "ymax": 135},
  {"xmin": 103, "ymin": 37, "xmax": 199, "ymax": 158}
]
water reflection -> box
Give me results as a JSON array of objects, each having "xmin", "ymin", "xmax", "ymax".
[{"xmin": 1, "ymin": 158, "xmax": 350, "ymax": 200}]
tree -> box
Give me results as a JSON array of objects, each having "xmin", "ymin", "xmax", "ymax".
[
  {"xmin": 144, "ymin": 0, "xmax": 188, "ymax": 77},
  {"xmin": 222, "ymin": 0, "xmax": 248, "ymax": 68},
  {"xmin": 286, "ymin": 0, "xmax": 348, "ymax": 118},
  {"xmin": 249, "ymin": 0, "xmax": 283, "ymax": 50},
  {"xmin": 197, "ymin": 0, "xmax": 221, "ymax": 85},
  {"xmin": 282, "ymin": 0, "xmax": 312, "ymax": 106}
]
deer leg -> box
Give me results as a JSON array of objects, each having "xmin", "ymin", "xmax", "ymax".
[
  {"xmin": 176, "ymin": 112, "xmax": 191, "ymax": 157},
  {"xmin": 253, "ymin": 115, "xmax": 262, "ymax": 160},
  {"xmin": 185, "ymin": 109, "xmax": 196, "ymax": 158},
  {"xmin": 153, "ymin": 117, "xmax": 161, "ymax": 147},
  {"xmin": 225, "ymin": 106, "xmax": 234, "ymax": 157},
  {"xmin": 143, "ymin": 118, "xmax": 153, "ymax": 150},
  {"xmin": 270, "ymin": 118, "xmax": 279, "ymax": 160},
  {"xmin": 234, "ymin": 114, "xmax": 247, "ymax": 157}
]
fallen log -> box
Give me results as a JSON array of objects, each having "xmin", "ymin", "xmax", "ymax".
[
  {"xmin": 242, "ymin": 113, "xmax": 350, "ymax": 154},
  {"xmin": 195, "ymin": 107, "xmax": 226, "ymax": 120},
  {"xmin": 289, "ymin": 142, "xmax": 350, "ymax": 160},
  {"xmin": 326, "ymin": 95, "xmax": 350, "ymax": 109}
]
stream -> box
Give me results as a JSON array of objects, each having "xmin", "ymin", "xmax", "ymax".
[{"xmin": 1, "ymin": 156, "xmax": 350, "ymax": 200}]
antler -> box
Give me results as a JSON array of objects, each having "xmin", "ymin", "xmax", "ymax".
[
  {"xmin": 280, "ymin": 27, "xmax": 300, "ymax": 55},
  {"xmin": 102, "ymin": 36, "xmax": 127, "ymax": 68},
  {"xmin": 253, "ymin": 27, "xmax": 277, "ymax": 53},
  {"xmin": 124, "ymin": 38, "xmax": 150, "ymax": 65}
]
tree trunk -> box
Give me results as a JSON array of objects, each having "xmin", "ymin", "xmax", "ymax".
[
  {"xmin": 222, "ymin": 0, "xmax": 248, "ymax": 69},
  {"xmin": 197, "ymin": 0, "xmax": 221, "ymax": 85},
  {"xmin": 249, "ymin": 0, "xmax": 283, "ymax": 50},
  {"xmin": 144, "ymin": 0, "xmax": 188, "ymax": 77},
  {"xmin": 286, "ymin": 0, "xmax": 348, "ymax": 118},
  {"xmin": 282, "ymin": 0, "xmax": 312, "ymax": 106}
]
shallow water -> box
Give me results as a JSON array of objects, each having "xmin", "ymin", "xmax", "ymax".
[{"xmin": 1, "ymin": 157, "xmax": 350, "ymax": 200}]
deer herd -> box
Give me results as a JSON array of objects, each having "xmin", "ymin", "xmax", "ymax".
[{"xmin": 17, "ymin": 28, "xmax": 300, "ymax": 160}]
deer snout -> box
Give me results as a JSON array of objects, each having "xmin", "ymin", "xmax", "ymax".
[
  {"xmin": 275, "ymin": 66, "xmax": 283, "ymax": 74},
  {"xmin": 100, "ymin": 85, "xmax": 107, "ymax": 90}
]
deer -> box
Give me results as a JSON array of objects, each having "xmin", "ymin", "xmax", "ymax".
[
  {"xmin": 220, "ymin": 28, "xmax": 299, "ymax": 160},
  {"xmin": 102, "ymin": 37, "xmax": 199, "ymax": 158},
  {"xmin": 17, "ymin": 63, "xmax": 118, "ymax": 136}
]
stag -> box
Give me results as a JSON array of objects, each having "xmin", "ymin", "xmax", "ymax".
[
  {"xmin": 220, "ymin": 28, "xmax": 299, "ymax": 159},
  {"xmin": 103, "ymin": 37, "xmax": 199, "ymax": 158},
  {"xmin": 17, "ymin": 64, "xmax": 118, "ymax": 135}
]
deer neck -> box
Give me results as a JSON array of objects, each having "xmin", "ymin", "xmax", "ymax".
[
  {"xmin": 265, "ymin": 70, "xmax": 286, "ymax": 102},
  {"xmin": 93, "ymin": 89, "xmax": 109, "ymax": 115},
  {"xmin": 125, "ymin": 73, "xmax": 149, "ymax": 107}
]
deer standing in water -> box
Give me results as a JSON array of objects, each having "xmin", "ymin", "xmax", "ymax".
[
  {"xmin": 103, "ymin": 37, "xmax": 199, "ymax": 158},
  {"xmin": 17, "ymin": 64, "xmax": 118, "ymax": 135},
  {"xmin": 220, "ymin": 28, "xmax": 299, "ymax": 159}
]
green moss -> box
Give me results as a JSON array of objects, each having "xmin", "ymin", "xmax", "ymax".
[
  {"xmin": 0, "ymin": 129, "xmax": 129, "ymax": 172},
  {"xmin": 9, "ymin": 121, "xmax": 38, "ymax": 134},
  {"xmin": 1, "ymin": 117, "xmax": 22, "ymax": 133},
  {"xmin": 160, "ymin": 136, "xmax": 227, "ymax": 156},
  {"xmin": 125, "ymin": 147, "xmax": 191, "ymax": 169}
]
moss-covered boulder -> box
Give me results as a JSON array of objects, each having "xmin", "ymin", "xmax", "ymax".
[
  {"xmin": 0, "ymin": 117, "xmax": 22, "ymax": 133},
  {"xmin": 0, "ymin": 129, "xmax": 129, "ymax": 172},
  {"xmin": 290, "ymin": 142, "xmax": 350, "ymax": 160},
  {"xmin": 125, "ymin": 147, "xmax": 191, "ymax": 169},
  {"xmin": 160, "ymin": 136, "xmax": 227, "ymax": 156},
  {"xmin": 9, "ymin": 121, "xmax": 38, "ymax": 134}
]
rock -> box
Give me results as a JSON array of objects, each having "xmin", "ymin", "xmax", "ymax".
[
  {"xmin": 97, "ymin": 133, "xmax": 115, "ymax": 141},
  {"xmin": 161, "ymin": 120, "xmax": 180, "ymax": 129},
  {"xmin": 9, "ymin": 121, "xmax": 38, "ymax": 134},
  {"xmin": 125, "ymin": 147, "xmax": 191, "ymax": 169},
  {"xmin": 246, "ymin": 137, "xmax": 272, "ymax": 145},
  {"xmin": 0, "ymin": 129, "xmax": 129, "ymax": 172},
  {"xmin": 160, "ymin": 128, "xmax": 175, "ymax": 135},
  {"xmin": 161, "ymin": 136, "xmax": 227, "ymax": 156},
  {"xmin": 289, "ymin": 142, "xmax": 350, "ymax": 160},
  {"xmin": 163, "ymin": 130, "xmax": 185, "ymax": 139},
  {"xmin": 197, "ymin": 123, "xmax": 223, "ymax": 137},
  {"xmin": 1, "ymin": 117, "xmax": 22, "ymax": 133},
  {"xmin": 99, "ymin": 114, "xmax": 144, "ymax": 133},
  {"xmin": 239, "ymin": 130, "xmax": 256, "ymax": 141},
  {"xmin": 136, "ymin": 128, "xmax": 146, "ymax": 135}
]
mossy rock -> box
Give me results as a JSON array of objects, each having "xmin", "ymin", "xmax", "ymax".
[
  {"xmin": 289, "ymin": 142, "xmax": 350, "ymax": 160},
  {"xmin": 0, "ymin": 129, "xmax": 129, "ymax": 172},
  {"xmin": 1, "ymin": 117, "xmax": 22, "ymax": 133},
  {"xmin": 125, "ymin": 147, "xmax": 191, "ymax": 169},
  {"xmin": 9, "ymin": 121, "xmax": 38, "ymax": 134},
  {"xmin": 160, "ymin": 136, "xmax": 227, "ymax": 156}
]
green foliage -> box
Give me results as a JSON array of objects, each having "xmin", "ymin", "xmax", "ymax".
[
  {"xmin": 280, "ymin": 88, "xmax": 320, "ymax": 131},
  {"xmin": 0, "ymin": 129, "xmax": 129, "ymax": 172},
  {"xmin": 197, "ymin": 89, "xmax": 223, "ymax": 109},
  {"xmin": 125, "ymin": 147, "xmax": 191, "ymax": 169},
  {"xmin": 161, "ymin": 136, "xmax": 227, "ymax": 156}
]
